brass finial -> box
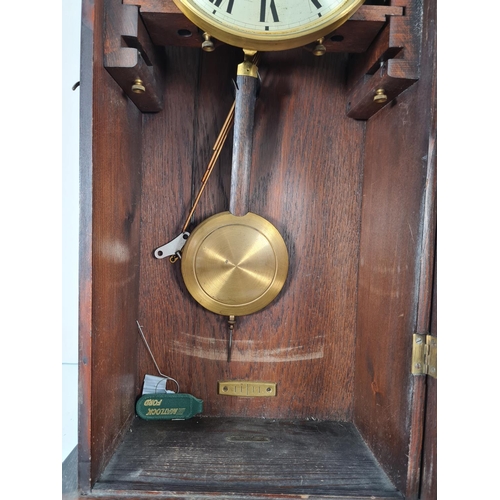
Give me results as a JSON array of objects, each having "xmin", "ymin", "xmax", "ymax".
[
  {"xmin": 313, "ymin": 38, "xmax": 326, "ymax": 56},
  {"xmin": 373, "ymin": 88, "xmax": 388, "ymax": 104},
  {"xmin": 202, "ymin": 32, "xmax": 215, "ymax": 52},
  {"xmin": 131, "ymin": 79, "xmax": 145, "ymax": 94}
]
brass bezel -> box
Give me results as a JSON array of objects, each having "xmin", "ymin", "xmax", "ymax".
[
  {"xmin": 181, "ymin": 211, "xmax": 289, "ymax": 316},
  {"xmin": 172, "ymin": 0, "xmax": 365, "ymax": 51}
]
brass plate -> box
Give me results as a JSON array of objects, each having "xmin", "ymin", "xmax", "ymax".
[
  {"xmin": 181, "ymin": 212, "xmax": 288, "ymax": 316},
  {"xmin": 218, "ymin": 381, "xmax": 277, "ymax": 397}
]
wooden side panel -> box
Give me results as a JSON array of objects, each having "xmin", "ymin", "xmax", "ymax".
[
  {"xmin": 419, "ymin": 6, "xmax": 437, "ymax": 493},
  {"xmin": 79, "ymin": 0, "xmax": 144, "ymax": 490},
  {"xmin": 78, "ymin": 0, "xmax": 96, "ymax": 491},
  {"xmin": 353, "ymin": 0, "xmax": 436, "ymax": 495},
  {"xmin": 420, "ymin": 259, "xmax": 437, "ymax": 500},
  {"xmin": 353, "ymin": 83, "xmax": 426, "ymax": 492},
  {"xmin": 137, "ymin": 47, "xmax": 365, "ymax": 420}
]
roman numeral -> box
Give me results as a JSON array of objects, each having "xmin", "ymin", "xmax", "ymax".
[
  {"xmin": 260, "ymin": 0, "xmax": 280, "ymax": 23},
  {"xmin": 209, "ymin": 0, "xmax": 235, "ymax": 14}
]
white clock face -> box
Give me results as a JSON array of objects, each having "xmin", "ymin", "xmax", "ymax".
[{"xmin": 174, "ymin": 0, "xmax": 364, "ymax": 50}]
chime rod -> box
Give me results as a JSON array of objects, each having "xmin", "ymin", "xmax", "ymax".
[{"xmin": 181, "ymin": 103, "xmax": 235, "ymax": 233}]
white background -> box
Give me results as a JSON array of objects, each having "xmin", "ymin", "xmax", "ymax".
[
  {"xmin": 1, "ymin": 0, "xmax": 81, "ymax": 494},
  {"xmin": 62, "ymin": 0, "xmax": 81, "ymax": 463}
]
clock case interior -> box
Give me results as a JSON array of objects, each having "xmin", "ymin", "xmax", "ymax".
[{"xmin": 77, "ymin": 1, "xmax": 436, "ymax": 499}]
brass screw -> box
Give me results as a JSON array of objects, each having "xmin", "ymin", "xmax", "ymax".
[
  {"xmin": 415, "ymin": 363, "xmax": 422, "ymax": 370},
  {"xmin": 373, "ymin": 88, "xmax": 387, "ymax": 104},
  {"xmin": 222, "ymin": 386, "xmax": 228, "ymax": 392},
  {"xmin": 202, "ymin": 32, "xmax": 215, "ymax": 52},
  {"xmin": 132, "ymin": 79, "xmax": 145, "ymax": 94},
  {"xmin": 266, "ymin": 387, "xmax": 272, "ymax": 393},
  {"xmin": 313, "ymin": 37, "xmax": 326, "ymax": 56}
]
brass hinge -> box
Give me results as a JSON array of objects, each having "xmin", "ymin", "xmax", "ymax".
[{"xmin": 412, "ymin": 334, "xmax": 437, "ymax": 379}]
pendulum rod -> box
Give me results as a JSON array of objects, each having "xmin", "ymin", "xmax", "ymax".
[
  {"xmin": 227, "ymin": 315, "xmax": 236, "ymax": 362},
  {"xmin": 180, "ymin": 52, "xmax": 262, "ymax": 235},
  {"xmin": 224, "ymin": 49, "xmax": 260, "ymax": 361},
  {"xmin": 229, "ymin": 49, "xmax": 259, "ymax": 217}
]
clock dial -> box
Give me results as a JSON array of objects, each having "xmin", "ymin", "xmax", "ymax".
[{"xmin": 173, "ymin": 0, "xmax": 364, "ymax": 50}]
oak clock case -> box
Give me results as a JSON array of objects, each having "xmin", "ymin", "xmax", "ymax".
[{"xmin": 78, "ymin": 0, "xmax": 436, "ymax": 498}]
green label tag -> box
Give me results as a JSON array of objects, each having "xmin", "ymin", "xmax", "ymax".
[{"xmin": 136, "ymin": 393, "xmax": 203, "ymax": 420}]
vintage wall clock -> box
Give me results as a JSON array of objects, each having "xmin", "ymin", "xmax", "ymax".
[
  {"xmin": 79, "ymin": 0, "xmax": 437, "ymax": 496},
  {"xmin": 172, "ymin": 0, "xmax": 365, "ymax": 51}
]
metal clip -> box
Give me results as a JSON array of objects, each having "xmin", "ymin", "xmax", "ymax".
[{"xmin": 154, "ymin": 232, "xmax": 190, "ymax": 260}]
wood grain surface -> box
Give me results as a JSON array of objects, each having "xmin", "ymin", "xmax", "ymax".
[
  {"xmin": 420, "ymin": 257, "xmax": 437, "ymax": 500},
  {"xmin": 79, "ymin": 0, "xmax": 146, "ymax": 490},
  {"xmin": 352, "ymin": 0, "xmax": 436, "ymax": 495},
  {"xmin": 93, "ymin": 417, "xmax": 402, "ymax": 498},
  {"xmin": 137, "ymin": 47, "xmax": 365, "ymax": 420},
  {"xmin": 229, "ymin": 73, "xmax": 258, "ymax": 216}
]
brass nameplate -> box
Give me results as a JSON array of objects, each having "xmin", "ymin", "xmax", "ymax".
[{"xmin": 218, "ymin": 381, "xmax": 277, "ymax": 397}]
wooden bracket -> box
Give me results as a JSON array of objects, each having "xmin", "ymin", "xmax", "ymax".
[
  {"xmin": 304, "ymin": 5, "xmax": 404, "ymax": 55},
  {"xmin": 346, "ymin": 0, "xmax": 423, "ymax": 120},
  {"xmin": 123, "ymin": 0, "xmax": 213, "ymax": 49},
  {"xmin": 104, "ymin": 0, "xmax": 166, "ymax": 112}
]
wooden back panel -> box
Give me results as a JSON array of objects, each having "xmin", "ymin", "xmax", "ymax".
[{"xmin": 137, "ymin": 46, "xmax": 365, "ymax": 420}]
